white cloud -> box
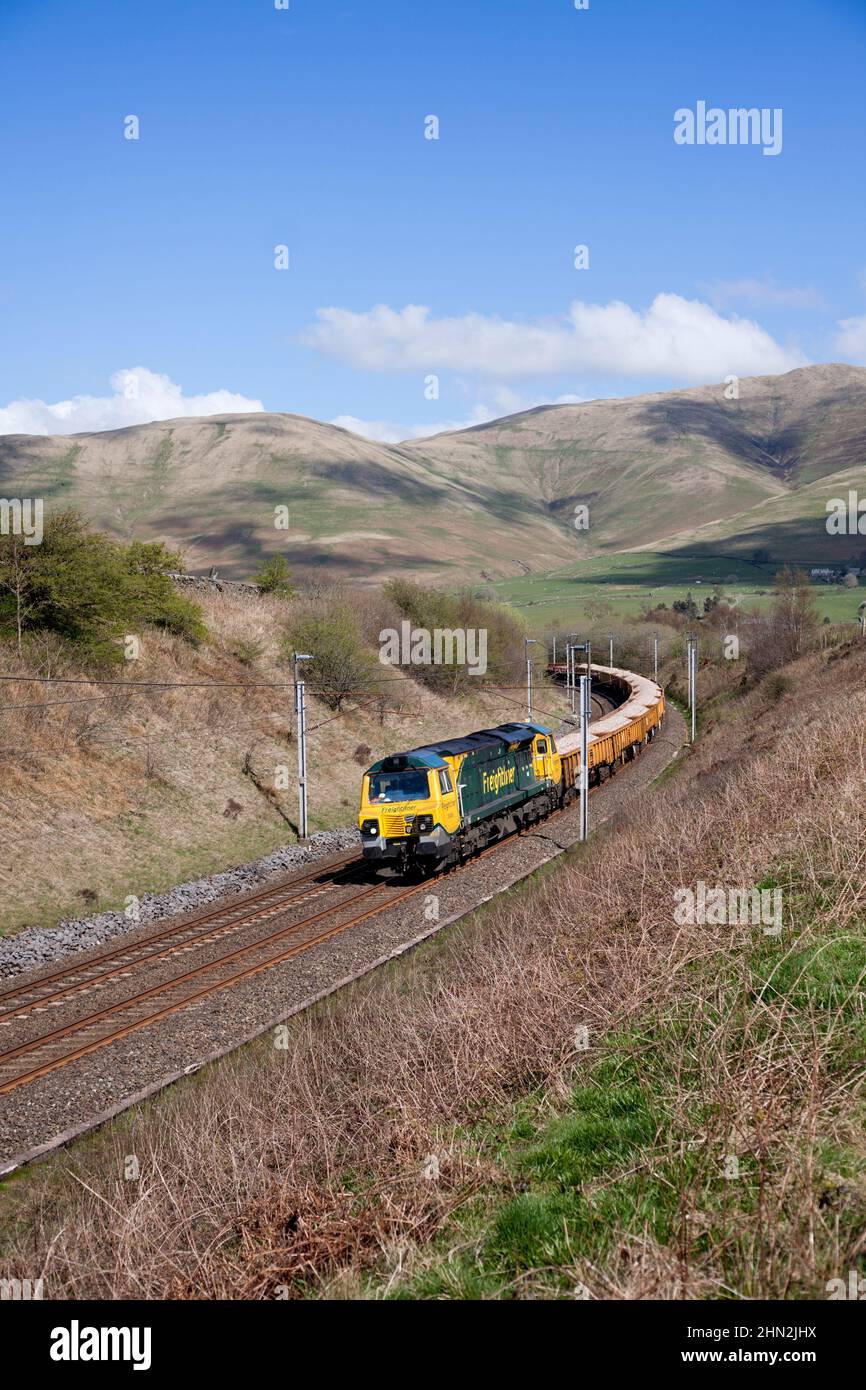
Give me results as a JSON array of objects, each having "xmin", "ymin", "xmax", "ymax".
[
  {"xmin": 304, "ymin": 294, "xmax": 805, "ymax": 380},
  {"xmin": 331, "ymin": 406, "xmax": 493, "ymax": 443},
  {"xmin": 0, "ymin": 367, "xmax": 264, "ymax": 436},
  {"xmin": 835, "ymin": 314, "xmax": 866, "ymax": 364},
  {"xmin": 332, "ymin": 391, "xmax": 587, "ymax": 444},
  {"xmin": 483, "ymin": 386, "xmax": 585, "ymax": 415},
  {"xmin": 704, "ymin": 277, "xmax": 825, "ymax": 310},
  {"xmin": 330, "ymin": 415, "xmax": 413, "ymax": 443}
]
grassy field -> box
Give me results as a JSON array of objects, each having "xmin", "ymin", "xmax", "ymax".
[{"xmin": 494, "ymin": 551, "xmax": 866, "ymax": 634}]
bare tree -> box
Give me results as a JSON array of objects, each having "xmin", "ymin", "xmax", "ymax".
[{"xmin": 749, "ymin": 567, "xmax": 820, "ymax": 674}]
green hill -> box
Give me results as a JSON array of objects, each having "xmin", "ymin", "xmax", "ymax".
[
  {"xmin": 403, "ymin": 362, "xmax": 866, "ymax": 566},
  {"xmin": 1, "ymin": 363, "xmax": 864, "ymax": 580}
]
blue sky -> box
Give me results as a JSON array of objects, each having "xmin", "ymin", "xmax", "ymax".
[{"xmin": 1, "ymin": 0, "xmax": 865, "ymax": 440}]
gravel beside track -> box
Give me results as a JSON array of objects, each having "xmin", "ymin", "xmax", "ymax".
[
  {"xmin": 0, "ymin": 828, "xmax": 362, "ymax": 979},
  {"xmin": 0, "ymin": 708, "xmax": 685, "ymax": 1171}
]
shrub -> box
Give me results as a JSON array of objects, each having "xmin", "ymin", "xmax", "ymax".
[
  {"xmin": 672, "ymin": 592, "xmax": 699, "ymax": 620},
  {"xmin": 231, "ymin": 637, "xmax": 265, "ymax": 667},
  {"xmin": 383, "ymin": 579, "xmax": 524, "ymax": 695},
  {"xmin": 0, "ymin": 511, "xmax": 206, "ymax": 660},
  {"xmin": 761, "ymin": 671, "xmax": 791, "ymax": 703},
  {"xmin": 285, "ymin": 602, "xmax": 379, "ymax": 711},
  {"xmin": 254, "ymin": 555, "xmax": 295, "ymax": 597},
  {"xmin": 641, "ymin": 605, "xmax": 683, "ymax": 631}
]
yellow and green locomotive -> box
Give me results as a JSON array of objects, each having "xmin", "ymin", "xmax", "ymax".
[{"xmin": 358, "ymin": 722, "xmax": 570, "ymax": 873}]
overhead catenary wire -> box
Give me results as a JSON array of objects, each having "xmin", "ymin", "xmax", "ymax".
[
  {"xmin": 0, "ymin": 673, "xmax": 413, "ymax": 690},
  {"xmin": 0, "ymin": 676, "xmax": 586, "ymax": 749},
  {"xmin": 1, "ymin": 695, "xmax": 123, "ymax": 712},
  {"xmin": 0, "ymin": 667, "xmax": 572, "ymax": 693},
  {"xmin": 0, "ymin": 669, "xmax": 582, "ymax": 721},
  {"xmin": 0, "ymin": 651, "xmax": 630, "ymax": 781}
]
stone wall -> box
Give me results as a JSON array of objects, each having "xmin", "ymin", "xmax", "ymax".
[{"xmin": 167, "ymin": 572, "xmax": 261, "ymax": 597}]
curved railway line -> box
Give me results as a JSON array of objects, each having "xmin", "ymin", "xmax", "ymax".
[
  {"xmin": 0, "ymin": 828, "xmax": 560, "ymax": 1096},
  {"xmin": 0, "ymin": 850, "xmax": 363, "ymax": 1021},
  {"xmin": 0, "ymin": 875, "xmax": 417, "ymax": 1095},
  {"xmin": 0, "ymin": 666, "xmax": 664, "ymax": 1104}
]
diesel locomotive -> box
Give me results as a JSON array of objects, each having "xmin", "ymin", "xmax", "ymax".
[
  {"xmin": 358, "ymin": 721, "xmax": 566, "ymax": 873},
  {"xmin": 357, "ymin": 666, "xmax": 665, "ymax": 875}
]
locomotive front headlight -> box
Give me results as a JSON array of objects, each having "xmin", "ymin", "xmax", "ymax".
[
  {"xmin": 361, "ymin": 819, "xmax": 379, "ymax": 837},
  {"xmin": 416, "ymin": 814, "xmax": 434, "ymax": 833}
]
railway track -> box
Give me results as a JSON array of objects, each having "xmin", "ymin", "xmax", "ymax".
[
  {"xmin": 553, "ymin": 687, "xmax": 612, "ymax": 734},
  {"xmin": 0, "ymin": 803, "xmax": 584, "ymax": 1098},
  {"xmin": 0, "ymin": 849, "xmax": 362, "ymax": 1021},
  {"xmin": 0, "ymin": 874, "xmax": 426, "ymax": 1095},
  {"xmin": 0, "ymin": 683, "xmax": 632, "ymax": 1101}
]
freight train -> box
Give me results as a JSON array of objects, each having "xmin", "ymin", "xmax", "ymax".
[{"xmin": 357, "ymin": 665, "xmax": 665, "ymax": 874}]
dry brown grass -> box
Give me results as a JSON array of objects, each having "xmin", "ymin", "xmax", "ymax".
[
  {"xmin": 0, "ymin": 589, "xmax": 575, "ymax": 934},
  {"xmin": 1, "ymin": 642, "xmax": 864, "ymax": 1299}
]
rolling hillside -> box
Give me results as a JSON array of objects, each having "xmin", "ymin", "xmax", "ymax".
[
  {"xmin": 1, "ymin": 364, "xmax": 865, "ymax": 579},
  {"xmin": 0, "ymin": 413, "xmax": 581, "ymax": 581},
  {"xmin": 404, "ymin": 363, "xmax": 866, "ymax": 566}
]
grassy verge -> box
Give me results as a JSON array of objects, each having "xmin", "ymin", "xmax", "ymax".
[{"xmin": 373, "ymin": 878, "xmax": 866, "ymax": 1300}]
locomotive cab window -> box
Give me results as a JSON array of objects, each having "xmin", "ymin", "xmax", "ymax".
[
  {"xmin": 438, "ymin": 769, "xmax": 453, "ymax": 794},
  {"xmin": 368, "ymin": 769, "xmax": 430, "ymax": 802},
  {"xmin": 536, "ymin": 740, "xmax": 548, "ymax": 754}
]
